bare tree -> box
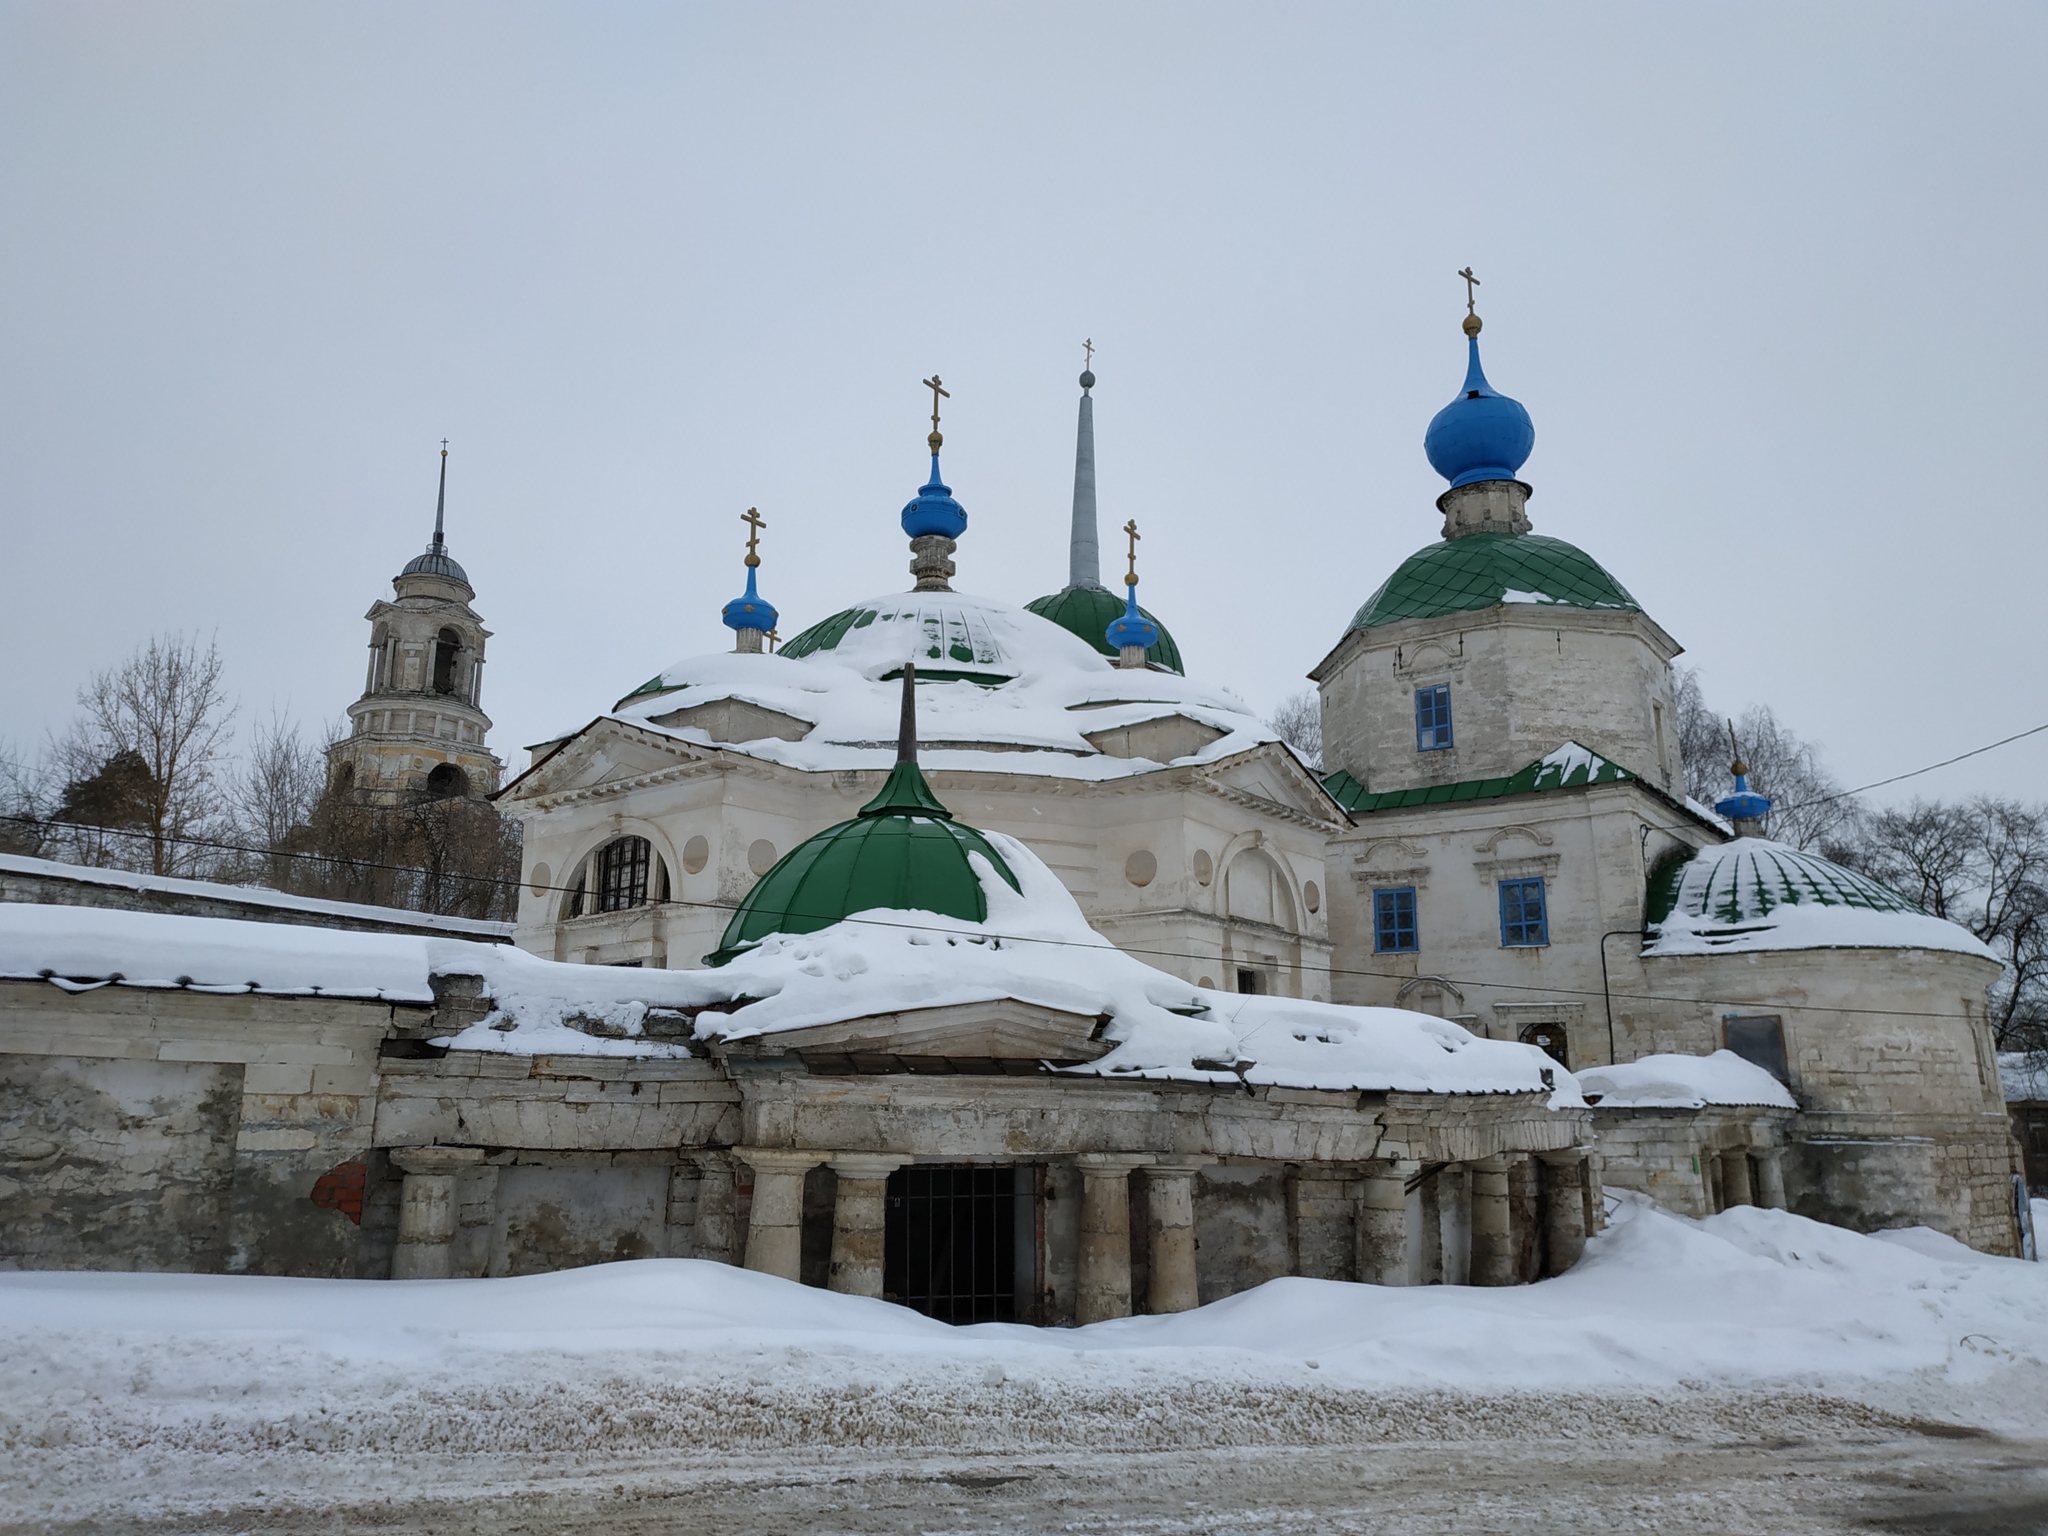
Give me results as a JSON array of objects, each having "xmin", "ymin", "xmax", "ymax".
[
  {"xmin": 1268, "ymin": 688, "xmax": 1323, "ymax": 769},
  {"xmin": 1672, "ymin": 670, "xmax": 1855, "ymax": 850},
  {"xmin": 228, "ymin": 710, "xmax": 323, "ymax": 889},
  {"xmin": 49, "ymin": 633, "xmax": 237, "ymax": 877},
  {"xmin": 0, "ymin": 741, "xmax": 51, "ymax": 857},
  {"xmin": 1841, "ymin": 796, "xmax": 2048, "ymax": 1053}
]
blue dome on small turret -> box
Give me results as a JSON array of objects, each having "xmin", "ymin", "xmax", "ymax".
[
  {"xmin": 901, "ymin": 456, "xmax": 968, "ymax": 539},
  {"xmin": 721, "ymin": 565, "xmax": 778, "ymax": 634},
  {"xmin": 1104, "ymin": 585, "xmax": 1159, "ymax": 652},
  {"xmin": 1424, "ymin": 334, "xmax": 1535, "ymax": 488}
]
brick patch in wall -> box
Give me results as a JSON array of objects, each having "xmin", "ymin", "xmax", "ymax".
[{"xmin": 310, "ymin": 1157, "xmax": 367, "ymax": 1224}]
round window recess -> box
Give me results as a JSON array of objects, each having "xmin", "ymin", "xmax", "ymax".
[
  {"xmin": 1192, "ymin": 849, "xmax": 1214, "ymax": 886},
  {"xmin": 1124, "ymin": 849, "xmax": 1158, "ymax": 888},
  {"xmin": 682, "ymin": 835, "xmax": 710, "ymax": 875},
  {"xmin": 528, "ymin": 862, "xmax": 552, "ymax": 897},
  {"xmin": 747, "ymin": 838, "xmax": 778, "ymax": 877},
  {"xmin": 1198, "ymin": 976, "xmax": 1216, "ymax": 990},
  {"xmin": 1304, "ymin": 880, "xmax": 1321, "ymax": 914}
]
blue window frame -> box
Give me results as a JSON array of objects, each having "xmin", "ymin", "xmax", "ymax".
[
  {"xmin": 1499, "ymin": 878, "xmax": 1549, "ymax": 947},
  {"xmin": 1374, "ymin": 887, "xmax": 1418, "ymax": 953},
  {"xmin": 1416, "ymin": 685, "xmax": 1453, "ymax": 751}
]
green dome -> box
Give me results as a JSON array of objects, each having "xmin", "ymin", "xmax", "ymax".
[
  {"xmin": 778, "ymin": 592, "xmax": 1020, "ymax": 684},
  {"xmin": 1024, "ymin": 585, "xmax": 1183, "ymax": 673},
  {"xmin": 705, "ymin": 760, "xmax": 1021, "ymax": 966},
  {"xmin": 1350, "ymin": 533, "xmax": 1640, "ymax": 632},
  {"xmin": 1646, "ymin": 838, "xmax": 1921, "ymax": 929}
]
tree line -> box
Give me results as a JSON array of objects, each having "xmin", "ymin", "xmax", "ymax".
[
  {"xmin": 1269, "ymin": 672, "xmax": 2046, "ymax": 1059},
  {"xmin": 1, "ymin": 633, "xmax": 520, "ymax": 922}
]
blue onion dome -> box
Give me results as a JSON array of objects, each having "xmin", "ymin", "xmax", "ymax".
[
  {"xmin": 721, "ymin": 565, "xmax": 778, "ymax": 634},
  {"xmin": 1025, "ymin": 586, "xmax": 1184, "ymax": 672},
  {"xmin": 901, "ymin": 456, "xmax": 967, "ymax": 539},
  {"xmin": 1424, "ymin": 335, "xmax": 1536, "ymax": 488},
  {"xmin": 1105, "ymin": 584, "xmax": 1160, "ymax": 652}
]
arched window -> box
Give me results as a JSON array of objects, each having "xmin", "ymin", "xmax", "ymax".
[
  {"xmin": 597, "ymin": 836, "xmax": 652, "ymax": 912},
  {"xmin": 424, "ymin": 763, "xmax": 468, "ymax": 800},
  {"xmin": 432, "ymin": 628, "xmax": 461, "ymax": 696}
]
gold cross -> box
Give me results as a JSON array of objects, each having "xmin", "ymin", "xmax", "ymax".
[
  {"xmin": 922, "ymin": 375, "xmax": 949, "ymax": 433},
  {"xmin": 1458, "ymin": 267, "xmax": 1481, "ymax": 315},
  {"xmin": 741, "ymin": 506, "xmax": 765, "ymax": 567},
  {"xmin": 440, "ymin": 437, "xmax": 449, "ymax": 454},
  {"xmin": 1123, "ymin": 518, "xmax": 1141, "ymax": 586},
  {"xmin": 1083, "ymin": 338, "xmax": 1094, "ymax": 370}
]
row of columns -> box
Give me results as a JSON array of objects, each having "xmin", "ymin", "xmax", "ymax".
[{"xmin": 1710, "ymin": 1144, "xmax": 1787, "ymax": 1212}]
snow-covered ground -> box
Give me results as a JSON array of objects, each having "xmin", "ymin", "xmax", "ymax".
[{"xmin": 3, "ymin": 1197, "xmax": 2044, "ymax": 1529}]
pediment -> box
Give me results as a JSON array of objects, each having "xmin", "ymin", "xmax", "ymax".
[
  {"xmin": 1083, "ymin": 713, "xmax": 1228, "ymax": 762},
  {"xmin": 497, "ymin": 719, "xmax": 705, "ymax": 803},
  {"xmin": 649, "ymin": 696, "xmax": 813, "ymax": 744},
  {"xmin": 722, "ymin": 998, "xmax": 1111, "ymax": 1072},
  {"xmin": 1202, "ymin": 744, "xmax": 1348, "ymax": 826}
]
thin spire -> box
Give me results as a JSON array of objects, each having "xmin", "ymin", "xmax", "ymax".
[
  {"xmin": 432, "ymin": 440, "xmax": 449, "ymax": 551},
  {"xmin": 896, "ymin": 661, "xmax": 918, "ymax": 763},
  {"xmin": 1069, "ymin": 343, "xmax": 1102, "ymax": 589}
]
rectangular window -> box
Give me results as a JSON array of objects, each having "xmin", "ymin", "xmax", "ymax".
[
  {"xmin": 1724, "ymin": 1015, "xmax": 1790, "ymax": 1083},
  {"xmin": 1498, "ymin": 877, "xmax": 1549, "ymax": 947},
  {"xmin": 1416, "ymin": 685, "xmax": 1453, "ymax": 751},
  {"xmin": 1235, "ymin": 967, "xmax": 1261, "ymax": 995},
  {"xmin": 1374, "ymin": 887, "xmax": 1419, "ymax": 952}
]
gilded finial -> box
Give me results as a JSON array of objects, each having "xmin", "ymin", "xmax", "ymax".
[
  {"xmin": 740, "ymin": 506, "xmax": 765, "ymax": 568},
  {"xmin": 923, "ymin": 374, "xmax": 950, "ymax": 452},
  {"xmin": 1459, "ymin": 266, "xmax": 1482, "ymax": 337},
  {"xmin": 1726, "ymin": 719, "xmax": 1747, "ymax": 779},
  {"xmin": 1122, "ymin": 518, "xmax": 1141, "ymax": 586}
]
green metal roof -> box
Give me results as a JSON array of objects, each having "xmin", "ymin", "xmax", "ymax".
[
  {"xmin": 1645, "ymin": 840, "xmax": 1923, "ymax": 928},
  {"xmin": 1324, "ymin": 742, "xmax": 1637, "ymax": 815},
  {"xmin": 705, "ymin": 759, "xmax": 1020, "ymax": 966},
  {"xmin": 1349, "ymin": 533, "xmax": 1641, "ymax": 631},
  {"xmin": 777, "ymin": 597, "xmax": 1018, "ymax": 684},
  {"xmin": 1023, "ymin": 585, "xmax": 1184, "ymax": 674}
]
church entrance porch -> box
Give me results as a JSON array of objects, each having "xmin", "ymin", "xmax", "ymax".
[{"xmin": 884, "ymin": 1164, "xmax": 1042, "ymax": 1324}]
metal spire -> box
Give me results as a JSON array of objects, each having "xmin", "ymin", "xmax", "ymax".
[
  {"xmin": 432, "ymin": 440, "xmax": 449, "ymax": 552},
  {"xmin": 1069, "ymin": 343, "xmax": 1102, "ymax": 590},
  {"xmin": 896, "ymin": 661, "xmax": 918, "ymax": 764}
]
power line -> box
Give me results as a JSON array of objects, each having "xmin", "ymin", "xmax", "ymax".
[{"xmin": 1771, "ymin": 720, "xmax": 2048, "ymax": 813}]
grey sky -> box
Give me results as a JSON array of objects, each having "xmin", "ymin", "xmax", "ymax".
[{"xmin": 3, "ymin": 3, "xmax": 2043, "ymax": 806}]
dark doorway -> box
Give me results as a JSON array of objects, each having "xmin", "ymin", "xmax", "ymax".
[
  {"xmin": 884, "ymin": 1165, "xmax": 1039, "ymax": 1324},
  {"xmin": 1519, "ymin": 1020, "xmax": 1570, "ymax": 1068}
]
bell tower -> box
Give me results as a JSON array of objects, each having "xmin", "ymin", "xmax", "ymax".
[{"xmin": 327, "ymin": 446, "xmax": 505, "ymax": 803}]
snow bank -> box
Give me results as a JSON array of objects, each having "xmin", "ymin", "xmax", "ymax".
[
  {"xmin": 1576, "ymin": 1050, "xmax": 1797, "ymax": 1109},
  {"xmin": 1, "ymin": 1199, "xmax": 2042, "ymax": 1467}
]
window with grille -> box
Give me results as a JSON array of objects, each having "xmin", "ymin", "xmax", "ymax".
[
  {"xmin": 1724, "ymin": 1015, "xmax": 1790, "ymax": 1083},
  {"xmin": 1415, "ymin": 684, "xmax": 1453, "ymax": 751},
  {"xmin": 597, "ymin": 836, "xmax": 652, "ymax": 913},
  {"xmin": 1374, "ymin": 887, "xmax": 1418, "ymax": 953},
  {"xmin": 1498, "ymin": 877, "xmax": 1548, "ymax": 947},
  {"xmin": 884, "ymin": 1165, "xmax": 1038, "ymax": 1324}
]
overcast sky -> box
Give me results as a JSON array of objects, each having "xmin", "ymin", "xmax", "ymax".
[{"xmin": 3, "ymin": 3, "xmax": 2043, "ymax": 808}]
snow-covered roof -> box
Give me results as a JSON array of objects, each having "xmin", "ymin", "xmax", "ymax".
[
  {"xmin": 0, "ymin": 851, "xmax": 1575, "ymax": 1101},
  {"xmin": 555, "ymin": 588, "xmax": 1291, "ymax": 785},
  {"xmin": 1576, "ymin": 1050, "xmax": 1798, "ymax": 1110},
  {"xmin": 0, "ymin": 853, "xmax": 513, "ymax": 938},
  {"xmin": 1642, "ymin": 837, "xmax": 2000, "ymax": 962},
  {"xmin": 2002, "ymin": 1052, "xmax": 2048, "ymax": 1103}
]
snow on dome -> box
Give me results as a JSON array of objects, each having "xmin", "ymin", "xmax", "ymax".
[
  {"xmin": 1643, "ymin": 837, "xmax": 2000, "ymax": 962},
  {"xmin": 1576, "ymin": 1050, "xmax": 1797, "ymax": 1110},
  {"xmin": 603, "ymin": 588, "xmax": 1279, "ymax": 781},
  {"xmin": 445, "ymin": 833, "xmax": 1574, "ymax": 1100}
]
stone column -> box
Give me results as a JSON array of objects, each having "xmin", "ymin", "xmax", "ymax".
[
  {"xmin": 1508, "ymin": 1154, "xmax": 1542, "ymax": 1283},
  {"xmin": 1469, "ymin": 1157, "xmax": 1515, "ymax": 1287},
  {"xmin": 1718, "ymin": 1149, "xmax": 1756, "ymax": 1209},
  {"xmin": 1076, "ymin": 1154, "xmax": 1149, "ymax": 1323},
  {"xmin": 1581, "ymin": 1151, "xmax": 1607, "ymax": 1235},
  {"xmin": 1540, "ymin": 1153, "xmax": 1588, "ymax": 1276},
  {"xmin": 1358, "ymin": 1159, "xmax": 1413, "ymax": 1286},
  {"xmin": 692, "ymin": 1152, "xmax": 739, "ymax": 1263},
  {"xmin": 737, "ymin": 1148, "xmax": 818, "ymax": 1283},
  {"xmin": 391, "ymin": 1146, "xmax": 483, "ymax": 1280},
  {"xmin": 1753, "ymin": 1147, "xmax": 1788, "ymax": 1211},
  {"xmin": 1144, "ymin": 1163, "xmax": 1203, "ymax": 1314},
  {"xmin": 1415, "ymin": 1167, "xmax": 1444, "ymax": 1286},
  {"xmin": 828, "ymin": 1154, "xmax": 907, "ymax": 1298},
  {"xmin": 1289, "ymin": 1165, "xmax": 1356, "ymax": 1281}
]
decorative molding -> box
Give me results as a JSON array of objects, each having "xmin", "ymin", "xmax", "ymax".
[
  {"xmin": 1474, "ymin": 824, "xmax": 1555, "ymax": 853},
  {"xmin": 1354, "ymin": 836, "xmax": 1428, "ymax": 862},
  {"xmin": 1397, "ymin": 975, "xmax": 1466, "ymax": 1006},
  {"xmin": 1194, "ymin": 775, "xmax": 1348, "ymax": 832},
  {"xmin": 1472, "ymin": 853, "xmax": 1562, "ymax": 881}
]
